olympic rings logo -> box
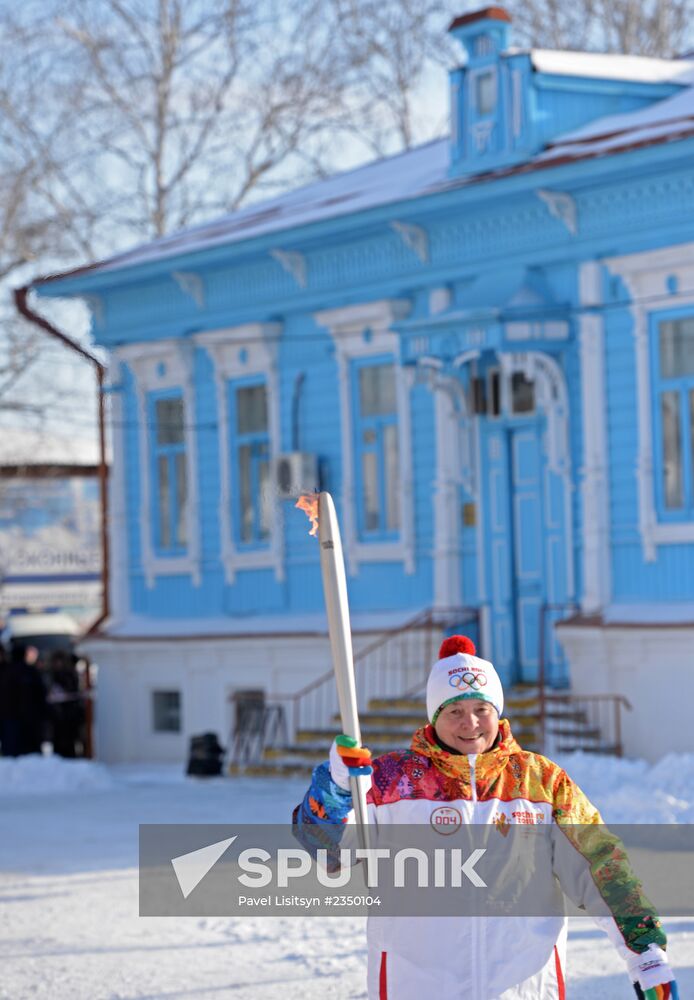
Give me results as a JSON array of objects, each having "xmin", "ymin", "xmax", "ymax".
[{"xmin": 448, "ymin": 670, "xmax": 488, "ymax": 690}]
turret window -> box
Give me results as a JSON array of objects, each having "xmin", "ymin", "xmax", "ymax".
[{"xmin": 475, "ymin": 70, "xmax": 496, "ymax": 115}]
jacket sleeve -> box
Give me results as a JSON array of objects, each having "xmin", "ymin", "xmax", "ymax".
[
  {"xmin": 292, "ymin": 760, "xmax": 356, "ymax": 867},
  {"xmin": 550, "ymin": 767, "xmax": 667, "ymax": 959},
  {"xmin": 293, "ymin": 760, "xmax": 354, "ymax": 826}
]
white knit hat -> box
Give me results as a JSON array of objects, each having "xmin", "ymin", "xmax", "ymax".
[{"xmin": 426, "ymin": 635, "xmax": 504, "ymax": 724}]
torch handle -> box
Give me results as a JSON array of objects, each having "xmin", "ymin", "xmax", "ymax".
[{"xmin": 317, "ymin": 493, "xmax": 371, "ymax": 846}]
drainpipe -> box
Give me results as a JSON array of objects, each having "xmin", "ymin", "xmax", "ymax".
[{"xmin": 13, "ymin": 286, "xmax": 110, "ymax": 631}]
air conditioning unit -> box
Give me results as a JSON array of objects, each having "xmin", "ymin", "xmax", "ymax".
[{"xmin": 274, "ymin": 452, "xmax": 319, "ymax": 499}]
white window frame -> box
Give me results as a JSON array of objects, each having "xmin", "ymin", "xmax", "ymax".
[
  {"xmin": 606, "ymin": 243, "xmax": 694, "ymax": 561},
  {"xmin": 195, "ymin": 323, "xmax": 284, "ymax": 583},
  {"xmin": 118, "ymin": 340, "xmax": 201, "ymax": 588},
  {"xmin": 105, "ymin": 355, "xmax": 130, "ymax": 624},
  {"xmin": 578, "ymin": 261, "xmax": 611, "ymax": 613},
  {"xmin": 314, "ymin": 300, "xmax": 415, "ymax": 575}
]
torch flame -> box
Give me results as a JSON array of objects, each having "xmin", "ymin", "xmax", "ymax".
[{"xmin": 295, "ymin": 493, "xmax": 319, "ymax": 537}]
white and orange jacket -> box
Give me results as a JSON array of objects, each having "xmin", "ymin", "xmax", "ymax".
[{"xmin": 294, "ymin": 719, "xmax": 666, "ymax": 1000}]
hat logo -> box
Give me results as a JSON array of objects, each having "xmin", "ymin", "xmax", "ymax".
[{"xmin": 449, "ymin": 670, "xmax": 487, "ymax": 690}]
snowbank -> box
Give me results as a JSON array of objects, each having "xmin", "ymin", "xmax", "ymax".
[
  {"xmin": 0, "ymin": 753, "xmax": 115, "ymax": 796},
  {"xmin": 2, "ymin": 750, "xmax": 694, "ymax": 822},
  {"xmin": 555, "ymin": 751, "xmax": 694, "ymax": 823}
]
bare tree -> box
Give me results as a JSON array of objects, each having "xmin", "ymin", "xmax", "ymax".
[
  {"xmin": 43, "ymin": 0, "xmax": 364, "ymax": 243},
  {"xmin": 0, "ymin": 6, "xmax": 96, "ymax": 427},
  {"xmin": 6, "ymin": 0, "xmax": 690, "ymax": 269},
  {"xmin": 596, "ymin": 0, "xmax": 693, "ymax": 57},
  {"xmin": 496, "ymin": 0, "xmax": 693, "ymax": 55},
  {"xmin": 0, "ymin": 0, "xmax": 691, "ymax": 430},
  {"xmin": 330, "ymin": 0, "xmax": 459, "ymax": 153}
]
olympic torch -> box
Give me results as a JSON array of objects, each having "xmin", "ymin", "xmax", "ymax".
[{"xmin": 296, "ymin": 491, "xmax": 371, "ymax": 848}]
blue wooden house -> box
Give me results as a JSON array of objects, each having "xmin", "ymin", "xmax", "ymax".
[{"xmin": 30, "ymin": 7, "xmax": 694, "ymax": 763}]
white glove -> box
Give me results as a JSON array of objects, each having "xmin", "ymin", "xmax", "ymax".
[
  {"xmin": 627, "ymin": 944, "xmax": 675, "ymax": 992},
  {"xmin": 329, "ymin": 738, "xmax": 352, "ymax": 792},
  {"xmin": 328, "ymin": 736, "xmax": 373, "ymax": 791}
]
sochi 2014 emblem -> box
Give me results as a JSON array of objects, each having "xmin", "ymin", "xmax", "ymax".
[
  {"xmin": 430, "ymin": 805, "xmax": 463, "ymax": 835},
  {"xmin": 448, "ymin": 669, "xmax": 487, "ymax": 691}
]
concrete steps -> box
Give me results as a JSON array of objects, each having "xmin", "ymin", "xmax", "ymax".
[
  {"xmin": 229, "ymin": 685, "xmax": 551, "ymax": 776},
  {"xmin": 228, "ymin": 681, "xmax": 620, "ymax": 777}
]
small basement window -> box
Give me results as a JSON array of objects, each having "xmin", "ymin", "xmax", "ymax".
[{"xmin": 152, "ymin": 690, "xmax": 181, "ymax": 733}]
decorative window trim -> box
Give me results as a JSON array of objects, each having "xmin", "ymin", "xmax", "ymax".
[
  {"xmin": 605, "ymin": 243, "xmax": 694, "ymax": 561},
  {"xmin": 314, "ymin": 300, "xmax": 414, "ymax": 575},
  {"xmin": 415, "ymin": 356, "xmax": 470, "ymax": 610},
  {"xmin": 194, "ymin": 323, "xmax": 283, "ymax": 584},
  {"xmin": 118, "ymin": 340, "xmax": 201, "ymax": 588},
  {"xmin": 648, "ymin": 306, "xmax": 694, "ymax": 522},
  {"xmin": 106, "ymin": 357, "xmax": 130, "ymax": 625},
  {"xmin": 351, "ymin": 354, "xmax": 401, "ymax": 543},
  {"xmin": 578, "ymin": 261, "xmax": 611, "ymax": 614}
]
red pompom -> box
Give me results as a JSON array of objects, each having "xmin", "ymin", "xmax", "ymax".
[{"xmin": 438, "ymin": 635, "xmax": 476, "ymax": 658}]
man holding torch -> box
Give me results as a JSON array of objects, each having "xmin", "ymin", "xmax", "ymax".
[{"xmin": 294, "ymin": 493, "xmax": 678, "ymax": 1000}]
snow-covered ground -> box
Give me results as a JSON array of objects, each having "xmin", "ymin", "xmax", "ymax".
[{"xmin": 0, "ymin": 753, "xmax": 692, "ymax": 999}]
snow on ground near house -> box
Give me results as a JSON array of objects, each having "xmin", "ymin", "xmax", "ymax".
[{"xmin": 0, "ymin": 753, "xmax": 693, "ymax": 999}]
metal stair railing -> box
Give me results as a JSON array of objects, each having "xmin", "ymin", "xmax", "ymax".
[
  {"xmin": 228, "ymin": 703, "xmax": 287, "ymax": 768},
  {"xmin": 543, "ymin": 693, "xmax": 632, "ymax": 757},
  {"xmin": 538, "ymin": 601, "xmax": 578, "ymax": 750},
  {"xmin": 537, "ymin": 602, "xmax": 632, "ymax": 756},
  {"xmin": 280, "ymin": 607, "xmax": 480, "ymax": 742}
]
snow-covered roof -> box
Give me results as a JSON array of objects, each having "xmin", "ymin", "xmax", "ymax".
[
  {"xmin": 44, "ymin": 140, "xmax": 450, "ymax": 281},
  {"xmin": 97, "ymin": 608, "xmax": 421, "ymax": 640},
  {"xmin": 540, "ymin": 84, "xmax": 694, "ymax": 162},
  {"xmin": 35, "ymin": 62, "xmax": 694, "ymax": 288},
  {"xmin": 528, "ymin": 49, "xmax": 694, "ymax": 85}
]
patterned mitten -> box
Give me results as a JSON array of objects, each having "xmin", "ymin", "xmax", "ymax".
[
  {"xmin": 633, "ymin": 984, "xmax": 679, "ymax": 999},
  {"xmin": 329, "ymin": 735, "xmax": 373, "ymax": 791}
]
